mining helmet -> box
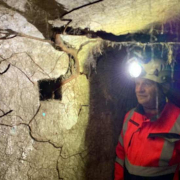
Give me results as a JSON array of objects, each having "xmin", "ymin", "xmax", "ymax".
[{"xmin": 128, "ymin": 57, "xmax": 172, "ymax": 83}]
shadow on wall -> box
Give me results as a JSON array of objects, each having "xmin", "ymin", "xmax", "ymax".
[{"xmin": 84, "ymin": 46, "xmax": 137, "ymax": 180}]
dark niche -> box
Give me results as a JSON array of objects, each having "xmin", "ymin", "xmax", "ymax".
[{"xmin": 38, "ymin": 76, "xmax": 62, "ymax": 100}]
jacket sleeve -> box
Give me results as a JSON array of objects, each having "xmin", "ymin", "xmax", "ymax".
[
  {"xmin": 114, "ymin": 109, "xmax": 134, "ymax": 180},
  {"xmin": 114, "ymin": 130, "xmax": 125, "ymax": 180}
]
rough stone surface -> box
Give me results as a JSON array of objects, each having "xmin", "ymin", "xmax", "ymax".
[
  {"xmin": 56, "ymin": 0, "xmax": 97, "ymax": 11},
  {"xmin": 2, "ymin": 0, "xmax": 27, "ymax": 12},
  {"xmin": 0, "ymin": 35, "xmax": 69, "ymax": 126},
  {"xmin": 30, "ymin": 75, "xmax": 90, "ymax": 156},
  {"xmin": 0, "ymin": 60, "xmax": 39, "ymax": 125},
  {"xmin": 50, "ymin": 0, "xmax": 180, "ymax": 35},
  {"xmin": 61, "ymin": 35, "xmax": 102, "ymax": 72},
  {"xmin": 0, "ymin": 37, "xmax": 69, "ymax": 80},
  {"xmin": 0, "ymin": 6, "xmax": 91, "ymax": 180},
  {"xmin": 58, "ymin": 154, "xmax": 85, "ymax": 180},
  {"xmin": 0, "ymin": 6, "xmax": 44, "ymax": 38},
  {"xmin": 0, "ymin": 125, "xmax": 60, "ymax": 180}
]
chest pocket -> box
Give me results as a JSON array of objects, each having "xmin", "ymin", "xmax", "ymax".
[{"xmin": 148, "ymin": 133, "xmax": 180, "ymax": 166}]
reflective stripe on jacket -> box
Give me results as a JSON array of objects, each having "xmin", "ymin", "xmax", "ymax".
[{"xmin": 115, "ymin": 102, "xmax": 180, "ymax": 180}]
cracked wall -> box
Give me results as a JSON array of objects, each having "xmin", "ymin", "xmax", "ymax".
[{"xmin": 0, "ymin": 6, "xmax": 95, "ymax": 180}]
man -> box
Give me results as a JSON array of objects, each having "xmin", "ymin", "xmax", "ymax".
[{"xmin": 114, "ymin": 57, "xmax": 180, "ymax": 180}]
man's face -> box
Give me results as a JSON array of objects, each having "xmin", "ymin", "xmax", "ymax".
[{"xmin": 135, "ymin": 78, "xmax": 159, "ymax": 108}]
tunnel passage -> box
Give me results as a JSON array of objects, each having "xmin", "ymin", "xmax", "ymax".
[
  {"xmin": 84, "ymin": 44, "xmax": 180, "ymax": 180},
  {"xmin": 84, "ymin": 45, "xmax": 137, "ymax": 180}
]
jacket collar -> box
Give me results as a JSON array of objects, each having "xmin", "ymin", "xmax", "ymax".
[{"xmin": 135, "ymin": 102, "xmax": 167, "ymax": 122}]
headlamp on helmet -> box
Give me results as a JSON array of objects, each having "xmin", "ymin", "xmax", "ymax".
[
  {"xmin": 127, "ymin": 57, "xmax": 144, "ymax": 78},
  {"xmin": 127, "ymin": 57, "xmax": 172, "ymax": 84}
]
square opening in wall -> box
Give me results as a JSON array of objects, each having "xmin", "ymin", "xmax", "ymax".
[{"xmin": 38, "ymin": 76, "xmax": 62, "ymax": 100}]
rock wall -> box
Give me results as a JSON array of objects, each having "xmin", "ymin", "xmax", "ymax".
[{"xmin": 0, "ymin": 7, "xmax": 93, "ymax": 180}]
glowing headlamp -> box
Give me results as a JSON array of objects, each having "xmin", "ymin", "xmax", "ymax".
[{"xmin": 128, "ymin": 61, "xmax": 142, "ymax": 78}]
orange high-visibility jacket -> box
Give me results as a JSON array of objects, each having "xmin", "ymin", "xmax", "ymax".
[{"xmin": 115, "ymin": 102, "xmax": 180, "ymax": 180}]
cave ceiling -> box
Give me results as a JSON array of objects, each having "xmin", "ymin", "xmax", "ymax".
[{"xmin": 1, "ymin": 0, "xmax": 180, "ymax": 39}]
